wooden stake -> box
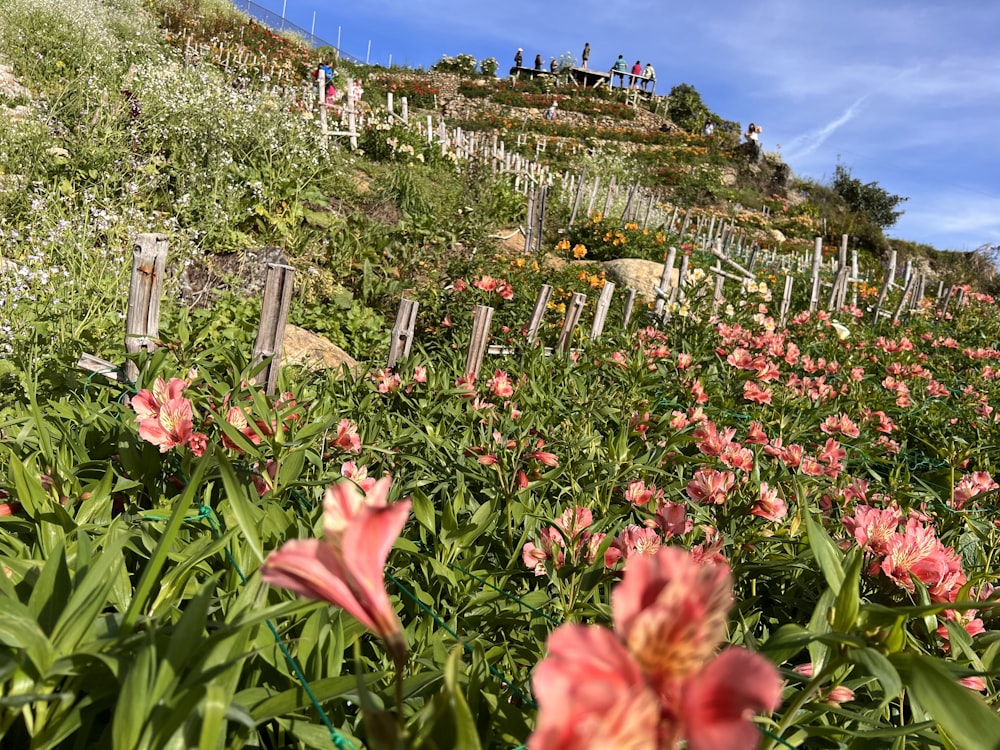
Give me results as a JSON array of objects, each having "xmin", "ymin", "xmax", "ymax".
[
  {"xmin": 124, "ymin": 234, "xmax": 169, "ymax": 382},
  {"xmin": 556, "ymin": 293, "xmax": 587, "ymax": 354},
  {"xmin": 779, "ymin": 275, "xmax": 793, "ymax": 328},
  {"xmin": 654, "ymin": 246, "xmax": 677, "ymax": 317},
  {"xmin": 251, "ymin": 263, "xmax": 296, "ymax": 395},
  {"xmin": 386, "ymin": 298, "xmax": 419, "ymax": 369},
  {"xmin": 622, "ymin": 287, "xmax": 637, "ymax": 327},
  {"xmin": 808, "ymin": 237, "xmax": 823, "ymax": 312},
  {"xmin": 465, "ymin": 305, "xmax": 494, "ymax": 378},
  {"xmin": 590, "ymin": 281, "xmax": 616, "ymax": 340},
  {"xmin": 526, "ymin": 284, "xmax": 553, "ymax": 344}
]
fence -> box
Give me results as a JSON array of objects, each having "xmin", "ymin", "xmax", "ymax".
[{"xmin": 230, "ymin": 0, "xmax": 363, "ymax": 64}]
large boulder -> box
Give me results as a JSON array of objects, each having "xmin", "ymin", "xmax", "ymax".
[
  {"xmin": 281, "ymin": 325, "xmax": 360, "ymax": 376},
  {"xmin": 601, "ymin": 258, "xmax": 677, "ymax": 304}
]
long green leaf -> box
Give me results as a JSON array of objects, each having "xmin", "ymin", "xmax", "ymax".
[
  {"xmin": 895, "ymin": 652, "xmax": 1000, "ymax": 750},
  {"xmin": 804, "ymin": 508, "xmax": 845, "ymax": 594},
  {"xmin": 216, "ymin": 451, "xmax": 264, "ymax": 564}
]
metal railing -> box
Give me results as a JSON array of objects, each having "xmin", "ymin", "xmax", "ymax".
[{"xmin": 231, "ymin": 0, "xmax": 363, "ymax": 64}]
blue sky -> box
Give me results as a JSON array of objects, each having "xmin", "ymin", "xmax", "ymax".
[{"xmin": 270, "ymin": 0, "xmax": 1000, "ymax": 252}]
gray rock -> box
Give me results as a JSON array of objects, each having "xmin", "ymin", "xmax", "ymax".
[
  {"xmin": 601, "ymin": 257, "xmax": 677, "ymax": 304},
  {"xmin": 281, "ymin": 325, "xmax": 360, "ymax": 376}
]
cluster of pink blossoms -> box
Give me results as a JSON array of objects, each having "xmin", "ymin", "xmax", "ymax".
[
  {"xmin": 529, "ymin": 547, "xmax": 782, "ymax": 749},
  {"xmin": 522, "ymin": 506, "xmax": 603, "ymax": 576},
  {"xmin": 132, "ymin": 377, "xmax": 208, "ymax": 455},
  {"xmin": 843, "ymin": 505, "xmax": 967, "ymax": 601}
]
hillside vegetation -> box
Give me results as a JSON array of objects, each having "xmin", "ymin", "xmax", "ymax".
[{"xmin": 2, "ymin": 1, "xmax": 1000, "ymax": 749}]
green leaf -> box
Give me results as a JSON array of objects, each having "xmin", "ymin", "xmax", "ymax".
[
  {"xmin": 805, "ymin": 508, "xmax": 844, "ymax": 594},
  {"xmin": 832, "ymin": 547, "xmax": 862, "ymax": 633},
  {"xmin": 411, "ymin": 488, "xmax": 436, "ymax": 533},
  {"xmin": 198, "ymin": 684, "xmax": 228, "ymax": 750},
  {"xmin": 851, "ymin": 647, "xmax": 902, "ymax": 708},
  {"xmin": 216, "ymin": 451, "xmax": 264, "ymax": 564},
  {"xmin": 894, "ymin": 652, "xmax": 1000, "ymax": 750}
]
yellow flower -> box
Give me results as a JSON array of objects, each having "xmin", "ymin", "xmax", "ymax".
[
  {"xmin": 555, "ymin": 238, "xmax": 570, "ymax": 252},
  {"xmin": 572, "ymin": 244, "xmax": 587, "ymax": 259}
]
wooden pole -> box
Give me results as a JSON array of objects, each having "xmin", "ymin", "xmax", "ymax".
[
  {"xmin": 124, "ymin": 234, "xmax": 169, "ymax": 383},
  {"xmin": 568, "ymin": 169, "xmax": 587, "ymax": 227},
  {"xmin": 465, "ymin": 305, "xmax": 494, "ymax": 378},
  {"xmin": 808, "ymin": 237, "xmax": 823, "ymax": 312},
  {"xmin": 779, "ymin": 275, "xmax": 793, "ymax": 328},
  {"xmin": 590, "ymin": 281, "xmax": 616, "ymax": 340},
  {"xmin": 525, "ymin": 284, "xmax": 553, "ymax": 344},
  {"xmin": 653, "ymin": 246, "xmax": 677, "ymax": 317},
  {"xmin": 251, "ymin": 263, "xmax": 296, "ymax": 395},
  {"xmin": 587, "ymin": 175, "xmax": 601, "ymax": 216},
  {"xmin": 602, "ymin": 175, "xmax": 616, "ymax": 218},
  {"xmin": 555, "ymin": 293, "xmax": 587, "ymax": 354},
  {"xmin": 622, "ymin": 287, "xmax": 637, "ymax": 327},
  {"xmin": 386, "ymin": 298, "xmax": 419, "ymax": 369}
]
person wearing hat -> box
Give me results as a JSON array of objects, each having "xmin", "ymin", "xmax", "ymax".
[{"xmin": 514, "ymin": 48, "xmax": 523, "ymax": 67}]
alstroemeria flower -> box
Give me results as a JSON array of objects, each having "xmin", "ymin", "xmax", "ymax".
[
  {"xmin": 530, "ymin": 547, "xmax": 781, "ymax": 750},
  {"xmin": 261, "ymin": 477, "xmax": 410, "ymax": 666}
]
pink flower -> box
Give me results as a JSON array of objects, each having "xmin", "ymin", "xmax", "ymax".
[
  {"xmin": 530, "ymin": 548, "xmax": 782, "ymax": 750},
  {"xmin": 332, "ymin": 418, "xmax": 362, "ymax": 454},
  {"xmin": 412, "ymin": 365, "xmax": 427, "ymax": 383},
  {"xmin": 138, "ymin": 396, "xmax": 195, "ymax": 453},
  {"xmin": 260, "ymin": 477, "xmax": 410, "ymax": 666},
  {"xmin": 486, "ymin": 369, "xmax": 515, "ymax": 398},
  {"xmin": 625, "ymin": 480, "xmax": 663, "ymax": 506},
  {"xmin": 529, "ymin": 626, "xmax": 661, "ymax": 750},
  {"xmin": 341, "ymin": 461, "xmax": 377, "ymax": 493},
  {"xmin": 686, "ymin": 468, "xmax": 735, "ymax": 505},
  {"xmin": 649, "ymin": 501, "xmax": 693, "ymax": 538},
  {"xmin": 751, "ymin": 482, "xmax": 787, "ymax": 522},
  {"xmin": 605, "ymin": 525, "xmax": 661, "ymax": 568},
  {"xmin": 842, "ymin": 505, "xmax": 902, "ymax": 555},
  {"xmin": 743, "ymin": 381, "xmax": 772, "ymax": 404}
]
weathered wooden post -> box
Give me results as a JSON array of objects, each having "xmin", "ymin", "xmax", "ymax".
[
  {"xmin": 677, "ymin": 208, "xmax": 692, "ymax": 245},
  {"xmin": 653, "ymin": 246, "xmax": 677, "ymax": 317},
  {"xmin": 345, "ymin": 79, "xmax": 358, "ymax": 150},
  {"xmin": 401, "ymin": 96, "xmax": 408, "ymax": 123},
  {"xmin": 620, "ymin": 182, "xmax": 637, "ymax": 225},
  {"xmin": 525, "ymin": 284, "xmax": 553, "ymax": 345},
  {"xmin": 808, "ymin": 237, "xmax": 823, "ymax": 312},
  {"xmin": 568, "ymin": 169, "xmax": 587, "ymax": 227},
  {"xmin": 602, "ymin": 175, "xmax": 617, "ymax": 218},
  {"xmin": 555, "ymin": 293, "xmax": 587, "ymax": 354},
  {"xmin": 622, "ymin": 287, "xmax": 637, "ymax": 327},
  {"xmin": 891, "ymin": 273, "xmax": 917, "ymax": 324},
  {"xmin": 940, "ymin": 285, "xmax": 955, "ymax": 316},
  {"xmin": 522, "ymin": 189, "xmax": 536, "ymax": 254},
  {"xmin": 124, "ymin": 234, "xmax": 169, "ymax": 383},
  {"xmin": 779, "ymin": 275, "xmax": 794, "ymax": 328},
  {"xmin": 535, "ymin": 184, "xmax": 548, "ymax": 253},
  {"xmin": 317, "ymin": 67, "xmax": 328, "ymax": 139},
  {"xmin": 465, "ymin": 305, "xmax": 494, "ymax": 379},
  {"xmin": 251, "ymin": 263, "xmax": 296, "ymax": 395},
  {"xmin": 586, "ymin": 175, "xmax": 601, "ymax": 216},
  {"xmin": 386, "ymin": 298, "xmax": 419, "ymax": 369},
  {"xmin": 590, "ymin": 281, "xmax": 616, "ymax": 340},
  {"xmin": 672, "ymin": 254, "xmax": 689, "ymax": 305},
  {"xmin": 850, "ymin": 247, "xmax": 859, "ymax": 308}
]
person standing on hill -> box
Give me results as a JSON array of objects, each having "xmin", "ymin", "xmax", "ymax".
[
  {"xmin": 630, "ymin": 60, "xmax": 642, "ymax": 89},
  {"xmin": 515, "ymin": 48, "xmax": 523, "ymax": 67},
  {"xmin": 612, "ymin": 55, "xmax": 627, "ymax": 87},
  {"xmin": 581, "ymin": 42, "xmax": 590, "ymax": 69},
  {"xmin": 535, "ymin": 53, "xmax": 543, "ymax": 70},
  {"xmin": 641, "ymin": 62, "xmax": 656, "ymax": 92}
]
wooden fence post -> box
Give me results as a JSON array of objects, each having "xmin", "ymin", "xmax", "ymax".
[
  {"xmin": 779, "ymin": 275, "xmax": 793, "ymax": 328},
  {"xmin": 386, "ymin": 297, "xmax": 419, "ymax": 369},
  {"xmin": 568, "ymin": 168, "xmax": 587, "ymax": 227},
  {"xmin": 654, "ymin": 246, "xmax": 677, "ymax": 317},
  {"xmin": 251, "ymin": 263, "xmax": 295, "ymax": 395},
  {"xmin": 672, "ymin": 254, "xmax": 689, "ymax": 304},
  {"xmin": 535, "ymin": 184, "xmax": 547, "ymax": 253},
  {"xmin": 555, "ymin": 293, "xmax": 587, "ymax": 354},
  {"xmin": 523, "ymin": 189, "xmax": 536, "ymax": 254},
  {"xmin": 586, "ymin": 175, "xmax": 600, "ymax": 216},
  {"xmin": 590, "ymin": 281, "xmax": 616, "ymax": 340},
  {"xmin": 124, "ymin": 233, "xmax": 169, "ymax": 383},
  {"xmin": 808, "ymin": 237, "xmax": 823, "ymax": 312},
  {"xmin": 602, "ymin": 175, "xmax": 616, "ymax": 218},
  {"xmin": 622, "ymin": 287, "xmax": 637, "ymax": 328},
  {"xmin": 465, "ymin": 305, "xmax": 494, "ymax": 378},
  {"xmin": 525, "ymin": 284, "xmax": 553, "ymax": 344}
]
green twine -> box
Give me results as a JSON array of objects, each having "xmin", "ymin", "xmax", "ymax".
[
  {"xmin": 761, "ymin": 727, "xmax": 799, "ymax": 749},
  {"xmin": 142, "ymin": 504, "xmax": 355, "ymax": 749},
  {"xmin": 386, "ymin": 572, "xmax": 538, "ymax": 710}
]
